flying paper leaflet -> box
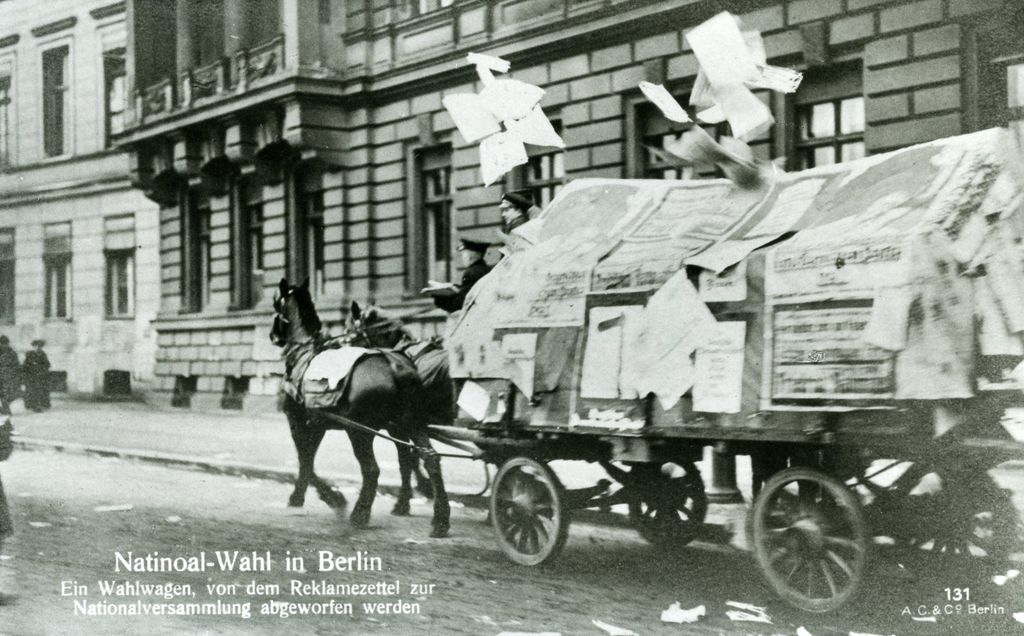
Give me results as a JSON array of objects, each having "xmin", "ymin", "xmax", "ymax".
[{"xmin": 443, "ymin": 53, "xmax": 565, "ymax": 186}]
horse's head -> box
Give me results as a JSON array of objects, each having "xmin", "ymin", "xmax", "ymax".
[
  {"xmin": 344, "ymin": 301, "xmax": 408, "ymax": 349},
  {"xmin": 270, "ymin": 277, "xmax": 322, "ymax": 347}
]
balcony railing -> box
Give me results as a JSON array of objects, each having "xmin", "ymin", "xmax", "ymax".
[
  {"xmin": 136, "ymin": 77, "xmax": 175, "ymax": 119},
  {"xmin": 132, "ymin": 35, "xmax": 286, "ymax": 127},
  {"xmin": 180, "ymin": 57, "xmax": 230, "ymax": 106},
  {"xmin": 236, "ymin": 35, "xmax": 285, "ymax": 93}
]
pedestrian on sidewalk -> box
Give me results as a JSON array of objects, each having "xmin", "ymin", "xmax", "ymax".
[
  {"xmin": 0, "ymin": 336, "xmax": 20, "ymax": 416},
  {"xmin": 22, "ymin": 339, "xmax": 51, "ymax": 412},
  {"xmin": 0, "ymin": 416, "xmax": 14, "ymax": 605}
]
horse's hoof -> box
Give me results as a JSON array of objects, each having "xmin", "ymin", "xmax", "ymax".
[
  {"xmin": 429, "ymin": 526, "xmax": 449, "ymax": 539},
  {"xmin": 349, "ymin": 510, "xmax": 371, "ymax": 528},
  {"xmin": 287, "ymin": 493, "xmax": 305, "ymax": 508},
  {"xmin": 319, "ymin": 489, "xmax": 347, "ymax": 509},
  {"xmin": 391, "ymin": 501, "xmax": 411, "ymax": 516}
]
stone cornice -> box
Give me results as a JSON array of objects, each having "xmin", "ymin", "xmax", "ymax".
[
  {"xmin": 90, "ymin": 2, "xmax": 126, "ymax": 20},
  {"xmin": 31, "ymin": 17, "xmax": 77, "ymax": 38}
]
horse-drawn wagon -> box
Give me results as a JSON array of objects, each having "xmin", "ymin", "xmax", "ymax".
[{"xmin": 427, "ymin": 127, "xmax": 1024, "ymax": 612}]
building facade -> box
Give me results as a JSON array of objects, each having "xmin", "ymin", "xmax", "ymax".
[
  {"xmin": 117, "ymin": 0, "xmax": 1023, "ymax": 408},
  {"xmin": 0, "ymin": 0, "xmax": 160, "ymax": 396}
]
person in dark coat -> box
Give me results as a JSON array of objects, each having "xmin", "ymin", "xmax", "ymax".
[
  {"xmin": 22, "ymin": 339, "xmax": 50, "ymax": 412},
  {"xmin": 426, "ymin": 232, "xmax": 494, "ymax": 313},
  {"xmin": 0, "ymin": 336, "xmax": 19, "ymax": 416},
  {"xmin": 0, "ymin": 415, "xmax": 12, "ymax": 605},
  {"xmin": 499, "ymin": 190, "xmax": 534, "ymax": 235}
]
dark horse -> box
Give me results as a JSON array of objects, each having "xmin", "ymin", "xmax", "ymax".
[{"xmin": 270, "ymin": 278, "xmax": 450, "ymax": 537}]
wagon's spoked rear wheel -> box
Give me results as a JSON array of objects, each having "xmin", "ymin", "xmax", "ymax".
[
  {"xmin": 628, "ymin": 462, "xmax": 708, "ymax": 548},
  {"xmin": 751, "ymin": 467, "xmax": 867, "ymax": 613},
  {"xmin": 491, "ymin": 457, "xmax": 570, "ymax": 566}
]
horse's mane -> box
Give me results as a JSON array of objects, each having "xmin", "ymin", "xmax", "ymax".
[
  {"xmin": 291, "ymin": 285, "xmax": 323, "ymax": 338},
  {"xmin": 360, "ymin": 306, "xmax": 412, "ymax": 346}
]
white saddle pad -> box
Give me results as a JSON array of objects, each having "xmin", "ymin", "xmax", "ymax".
[{"xmin": 304, "ymin": 347, "xmax": 370, "ymax": 391}]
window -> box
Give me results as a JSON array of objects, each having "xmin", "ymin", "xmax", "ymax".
[
  {"xmin": 104, "ymin": 215, "xmax": 135, "ymax": 317},
  {"xmin": 793, "ymin": 64, "xmax": 864, "ymax": 169},
  {"xmin": 414, "ymin": 0, "xmax": 454, "ymax": 16},
  {"xmin": 515, "ymin": 121, "xmax": 565, "ymax": 207},
  {"xmin": 0, "ymin": 229, "xmax": 13, "ymax": 324},
  {"xmin": 0, "ymin": 73, "xmax": 10, "ymax": 167},
  {"xmin": 232, "ymin": 179, "xmax": 264, "ymax": 309},
  {"xmin": 298, "ymin": 188, "xmax": 325, "ymax": 297},
  {"xmin": 42, "ymin": 46, "xmax": 69, "ymax": 157},
  {"xmin": 636, "ymin": 102, "xmax": 732, "ymax": 180},
  {"xmin": 413, "ymin": 145, "xmax": 453, "ymax": 288},
  {"xmin": 43, "ymin": 222, "xmax": 72, "ymax": 319},
  {"xmin": 976, "ymin": 20, "xmax": 1024, "ymax": 129},
  {"xmin": 103, "ymin": 48, "xmax": 126, "ymax": 147},
  {"xmin": 181, "ymin": 188, "xmax": 211, "ymax": 312}
]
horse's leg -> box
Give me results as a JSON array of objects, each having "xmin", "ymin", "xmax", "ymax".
[
  {"xmin": 392, "ymin": 441, "xmax": 413, "ymax": 516},
  {"xmin": 412, "ymin": 456, "xmax": 434, "ymax": 500},
  {"xmin": 410, "ymin": 429, "xmax": 450, "ymax": 538},
  {"xmin": 347, "ymin": 430, "xmax": 379, "ymax": 528},
  {"xmin": 286, "ymin": 408, "xmax": 320, "ymax": 508}
]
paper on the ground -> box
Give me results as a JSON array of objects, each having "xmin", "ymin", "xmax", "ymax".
[
  {"xmin": 481, "ymin": 131, "xmax": 529, "ymax": 186},
  {"xmin": 725, "ymin": 610, "xmax": 771, "ymax": 623},
  {"xmin": 660, "ymin": 602, "xmax": 705, "ymax": 624},
  {"xmin": 590, "ymin": 619, "xmax": 637, "ymax": 636},
  {"xmin": 495, "ymin": 633, "xmax": 561, "ymax": 636},
  {"xmin": 910, "ymin": 615, "xmax": 938, "ymax": 622},
  {"xmin": 94, "ymin": 504, "xmax": 134, "ymax": 513},
  {"xmin": 443, "ymin": 94, "xmax": 502, "ymax": 143},
  {"xmin": 1015, "ymin": 611, "xmax": 1024, "ymax": 624},
  {"xmin": 639, "ymin": 82, "xmax": 691, "ymax": 123},
  {"xmin": 506, "ymin": 105, "xmax": 565, "ymax": 148},
  {"xmin": 797, "ymin": 628, "xmax": 813, "ymax": 636},
  {"xmin": 457, "ymin": 381, "xmax": 491, "ymax": 421}
]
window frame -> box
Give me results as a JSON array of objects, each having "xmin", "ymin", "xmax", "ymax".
[
  {"xmin": 0, "ymin": 228, "xmax": 14, "ymax": 325},
  {"xmin": 181, "ymin": 186, "xmax": 212, "ymax": 313},
  {"xmin": 104, "ymin": 248, "xmax": 135, "ymax": 318},
  {"xmin": 102, "ymin": 47, "xmax": 126, "ymax": 148},
  {"xmin": 231, "ymin": 177, "xmax": 265, "ymax": 310},
  {"xmin": 788, "ymin": 62, "xmax": 865, "ymax": 170},
  {"xmin": 40, "ymin": 41, "xmax": 71, "ymax": 159},
  {"xmin": 0, "ymin": 68, "xmax": 11, "ymax": 168},
  {"xmin": 509, "ymin": 119, "xmax": 566, "ymax": 208},
  {"xmin": 407, "ymin": 143, "xmax": 454, "ymax": 292},
  {"xmin": 43, "ymin": 222, "xmax": 72, "ymax": 320}
]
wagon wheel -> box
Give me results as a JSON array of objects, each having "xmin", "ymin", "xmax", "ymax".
[
  {"xmin": 751, "ymin": 467, "xmax": 868, "ymax": 613},
  {"xmin": 490, "ymin": 457, "xmax": 570, "ymax": 566},
  {"xmin": 627, "ymin": 463, "xmax": 708, "ymax": 548},
  {"xmin": 858, "ymin": 459, "xmax": 1023, "ymax": 561}
]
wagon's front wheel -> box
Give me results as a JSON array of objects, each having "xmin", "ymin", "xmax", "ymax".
[
  {"xmin": 491, "ymin": 457, "xmax": 570, "ymax": 566},
  {"xmin": 628, "ymin": 462, "xmax": 708, "ymax": 548},
  {"xmin": 751, "ymin": 467, "xmax": 868, "ymax": 613}
]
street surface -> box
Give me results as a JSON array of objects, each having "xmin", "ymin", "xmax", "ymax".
[{"xmin": 0, "ymin": 450, "xmax": 1023, "ymax": 635}]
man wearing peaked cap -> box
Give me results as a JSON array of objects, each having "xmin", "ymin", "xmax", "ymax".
[
  {"xmin": 499, "ymin": 190, "xmax": 535, "ymax": 235},
  {"xmin": 421, "ymin": 229, "xmax": 497, "ymax": 313}
]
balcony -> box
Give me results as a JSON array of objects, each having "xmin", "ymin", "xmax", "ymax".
[{"xmin": 132, "ymin": 35, "xmax": 287, "ymax": 128}]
